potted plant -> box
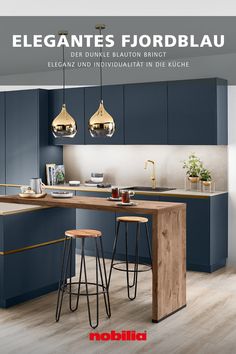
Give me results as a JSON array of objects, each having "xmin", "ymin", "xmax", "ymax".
[
  {"xmin": 183, "ymin": 153, "xmax": 203, "ymax": 183},
  {"xmin": 200, "ymin": 168, "xmax": 212, "ymax": 186}
]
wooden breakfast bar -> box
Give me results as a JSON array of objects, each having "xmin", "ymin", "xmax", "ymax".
[{"xmin": 0, "ymin": 194, "xmax": 186, "ymax": 323}]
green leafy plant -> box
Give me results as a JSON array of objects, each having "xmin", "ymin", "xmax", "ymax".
[
  {"xmin": 182, "ymin": 153, "xmax": 203, "ymax": 177},
  {"xmin": 200, "ymin": 168, "xmax": 212, "ymax": 182}
]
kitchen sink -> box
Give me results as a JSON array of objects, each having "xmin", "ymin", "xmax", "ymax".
[{"xmin": 123, "ymin": 186, "xmax": 176, "ymax": 192}]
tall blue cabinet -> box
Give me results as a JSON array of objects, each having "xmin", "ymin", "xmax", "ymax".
[{"xmin": 5, "ymin": 89, "xmax": 62, "ymax": 194}]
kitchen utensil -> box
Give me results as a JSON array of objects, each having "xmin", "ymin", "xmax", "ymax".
[
  {"xmin": 20, "ymin": 185, "xmax": 32, "ymax": 194},
  {"xmin": 116, "ymin": 202, "xmax": 137, "ymax": 207},
  {"xmin": 111, "ymin": 187, "xmax": 119, "ymax": 199},
  {"xmin": 84, "ymin": 181, "xmax": 98, "ymax": 187},
  {"xmin": 51, "ymin": 191, "xmax": 74, "ymax": 198},
  {"xmin": 19, "ymin": 192, "xmax": 47, "ymax": 198},
  {"xmin": 30, "ymin": 178, "xmax": 45, "ymax": 194},
  {"xmin": 107, "ymin": 197, "xmax": 122, "ymax": 201},
  {"xmin": 120, "ymin": 190, "xmax": 135, "ymax": 204},
  {"xmin": 69, "ymin": 181, "xmax": 81, "ymax": 186},
  {"xmin": 90, "ymin": 172, "xmax": 104, "ymax": 183}
]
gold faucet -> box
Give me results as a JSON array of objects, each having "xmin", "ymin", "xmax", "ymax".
[{"xmin": 144, "ymin": 160, "xmax": 157, "ymax": 189}]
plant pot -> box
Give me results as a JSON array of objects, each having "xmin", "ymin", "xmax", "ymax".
[
  {"xmin": 202, "ymin": 180, "xmax": 212, "ymax": 187},
  {"xmin": 188, "ymin": 176, "xmax": 200, "ymax": 183}
]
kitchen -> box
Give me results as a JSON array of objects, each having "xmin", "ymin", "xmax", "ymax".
[{"xmin": 0, "ymin": 15, "xmax": 235, "ymax": 354}]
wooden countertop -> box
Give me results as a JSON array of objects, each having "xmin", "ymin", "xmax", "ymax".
[
  {"xmin": 0, "ymin": 194, "xmax": 185, "ymax": 215},
  {"xmin": 0, "ymin": 184, "xmax": 228, "ymax": 198},
  {"xmin": 0, "ymin": 202, "xmax": 48, "ymax": 216}
]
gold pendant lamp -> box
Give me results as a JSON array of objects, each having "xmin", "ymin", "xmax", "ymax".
[
  {"xmin": 88, "ymin": 24, "xmax": 115, "ymax": 138},
  {"xmin": 51, "ymin": 31, "xmax": 77, "ymax": 138}
]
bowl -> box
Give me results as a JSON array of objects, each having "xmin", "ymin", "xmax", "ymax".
[
  {"xmin": 90, "ymin": 177, "xmax": 104, "ymax": 183},
  {"xmin": 69, "ymin": 180, "xmax": 81, "ymax": 186}
]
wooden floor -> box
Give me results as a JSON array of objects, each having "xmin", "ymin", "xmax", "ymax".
[{"xmin": 1, "ymin": 257, "xmax": 236, "ymax": 354}]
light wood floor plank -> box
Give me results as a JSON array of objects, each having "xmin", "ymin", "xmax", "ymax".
[{"xmin": 0, "ymin": 257, "xmax": 236, "ymax": 354}]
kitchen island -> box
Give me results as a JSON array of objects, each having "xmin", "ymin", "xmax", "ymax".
[{"xmin": 0, "ymin": 194, "xmax": 186, "ymax": 323}]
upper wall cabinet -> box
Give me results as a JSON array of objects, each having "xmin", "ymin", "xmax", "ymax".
[
  {"xmin": 5, "ymin": 90, "xmax": 62, "ymax": 189},
  {"xmin": 167, "ymin": 78, "xmax": 228, "ymax": 145},
  {"xmin": 0, "ymin": 93, "xmax": 5, "ymax": 195},
  {"xmin": 85, "ymin": 85, "xmax": 124, "ymax": 144},
  {"xmin": 48, "ymin": 87, "xmax": 85, "ymax": 145},
  {"xmin": 124, "ymin": 82, "xmax": 168, "ymax": 144}
]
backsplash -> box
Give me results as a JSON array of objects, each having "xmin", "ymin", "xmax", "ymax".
[{"xmin": 63, "ymin": 145, "xmax": 228, "ymax": 190}]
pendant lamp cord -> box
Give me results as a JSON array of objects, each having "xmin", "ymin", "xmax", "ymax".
[
  {"xmin": 99, "ymin": 27, "xmax": 103, "ymax": 102},
  {"xmin": 62, "ymin": 44, "xmax": 66, "ymax": 105}
]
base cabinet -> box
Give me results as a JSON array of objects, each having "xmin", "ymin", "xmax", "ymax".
[
  {"xmin": 75, "ymin": 191, "xmax": 227, "ymax": 272},
  {"xmin": 159, "ymin": 194, "xmax": 228, "ymax": 272},
  {"xmin": 0, "ymin": 207, "xmax": 76, "ymax": 307}
]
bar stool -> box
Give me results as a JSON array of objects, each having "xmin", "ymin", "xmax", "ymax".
[
  {"xmin": 55, "ymin": 229, "xmax": 111, "ymax": 329},
  {"xmin": 108, "ymin": 216, "xmax": 152, "ymax": 301}
]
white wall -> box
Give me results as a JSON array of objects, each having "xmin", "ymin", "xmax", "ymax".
[{"xmin": 64, "ymin": 145, "xmax": 227, "ymax": 190}]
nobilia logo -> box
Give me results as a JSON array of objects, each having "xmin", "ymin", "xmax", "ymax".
[{"xmin": 89, "ymin": 330, "xmax": 147, "ymax": 341}]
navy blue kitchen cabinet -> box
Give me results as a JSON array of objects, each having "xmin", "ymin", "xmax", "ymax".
[
  {"xmin": 48, "ymin": 87, "xmax": 85, "ymax": 145},
  {"xmin": 168, "ymin": 78, "xmax": 228, "ymax": 145},
  {"xmin": 49, "ymin": 78, "xmax": 227, "ymax": 146},
  {"xmin": 85, "ymin": 85, "xmax": 124, "ymax": 144},
  {"xmin": 0, "ymin": 207, "xmax": 76, "ymax": 307},
  {"xmin": 5, "ymin": 90, "xmax": 62, "ymax": 194},
  {"xmin": 74, "ymin": 190, "xmax": 227, "ymax": 272},
  {"xmin": 0, "ymin": 93, "xmax": 5, "ymax": 195},
  {"xmin": 124, "ymin": 82, "xmax": 168, "ymax": 144},
  {"xmin": 75, "ymin": 191, "xmax": 116, "ymax": 257},
  {"xmin": 159, "ymin": 194, "xmax": 228, "ymax": 272}
]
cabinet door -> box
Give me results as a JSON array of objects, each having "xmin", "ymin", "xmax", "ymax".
[
  {"xmin": 159, "ymin": 195, "xmax": 210, "ymax": 269},
  {"xmin": 124, "ymin": 82, "xmax": 168, "ymax": 144},
  {"xmin": 6, "ymin": 90, "xmax": 39, "ymax": 185},
  {"xmin": 85, "ymin": 85, "xmax": 124, "ymax": 144},
  {"xmin": 0, "ymin": 93, "xmax": 5, "ymax": 195},
  {"xmin": 49, "ymin": 87, "xmax": 85, "ymax": 145},
  {"xmin": 168, "ymin": 78, "xmax": 227, "ymax": 145},
  {"xmin": 75, "ymin": 191, "xmax": 116, "ymax": 257}
]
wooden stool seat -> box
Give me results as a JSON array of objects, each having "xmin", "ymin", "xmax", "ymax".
[
  {"xmin": 65, "ymin": 229, "xmax": 102, "ymax": 238},
  {"xmin": 116, "ymin": 216, "xmax": 148, "ymax": 224}
]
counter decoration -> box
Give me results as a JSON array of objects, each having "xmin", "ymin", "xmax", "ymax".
[
  {"xmin": 183, "ymin": 153, "xmax": 202, "ymax": 190},
  {"xmin": 55, "ymin": 165, "xmax": 65, "ymax": 184},
  {"xmin": 183, "ymin": 153, "xmax": 215, "ymax": 192},
  {"xmin": 46, "ymin": 164, "xmax": 56, "ymax": 185},
  {"xmin": 200, "ymin": 167, "xmax": 215, "ymax": 192}
]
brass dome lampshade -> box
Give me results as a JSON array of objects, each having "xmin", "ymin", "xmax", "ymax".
[
  {"xmin": 51, "ymin": 31, "xmax": 77, "ymax": 138},
  {"xmin": 88, "ymin": 24, "xmax": 115, "ymax": 138}
]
